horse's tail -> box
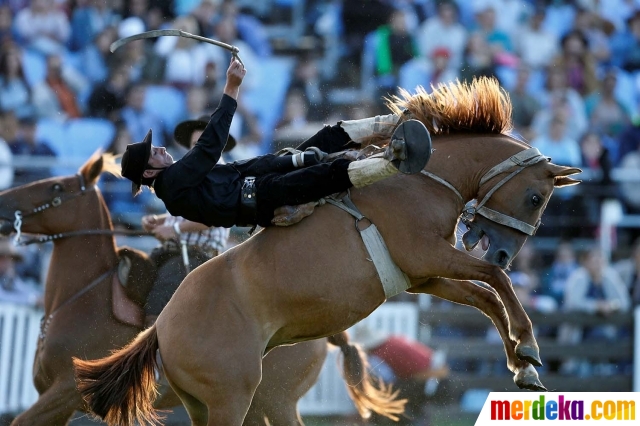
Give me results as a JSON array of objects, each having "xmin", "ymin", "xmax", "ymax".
[
  {"xmin": 327, "ymin": 331, "xmax": 406, "ymax": 421},
  {"xmin": 73, "ymin": 325, "xmax": 161, "ymax": 426}
]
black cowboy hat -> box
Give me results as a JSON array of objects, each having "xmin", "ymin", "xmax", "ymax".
[
  {"xmin": 174, "ymin": 115, "xmax": 236, "ymax": 152},
  {"xmin": 121, "ymin": 129, "xmax": 152, "ymax": 196}
]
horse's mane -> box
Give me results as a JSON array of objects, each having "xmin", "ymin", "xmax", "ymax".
[{"xmin": 387, "ymin": 77, "xmax": 513, "ymax": 137}]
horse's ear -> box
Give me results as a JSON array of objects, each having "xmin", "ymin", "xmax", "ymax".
[
  {"xmin": 546, "ymin": 163, "xmax": 582, "ymax": 187},
  {"xmin": 79, "ymin": 152, "xmax": 104, "ymax": 185}
]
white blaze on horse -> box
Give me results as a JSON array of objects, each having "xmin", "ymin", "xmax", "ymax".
[{"xmin": 73, "ymin": 78, "xmax": 581, "ymax": 426}]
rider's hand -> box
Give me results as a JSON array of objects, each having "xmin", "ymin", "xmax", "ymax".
[
  {"xmin": 152, "ymin": 224, "xmax": 179, "ymax": 241},
  {"xmin": 141, "ymin": 214, "xmax": 159, "ymax": 232},
  {"xmin": 223, "ymin": 58, "xmax": 245, "ymax": 100}
]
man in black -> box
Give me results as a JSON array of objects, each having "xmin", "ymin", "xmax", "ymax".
[{"xmin": 120, "ymin": 59, "xmax": 431, "ymax": 228}]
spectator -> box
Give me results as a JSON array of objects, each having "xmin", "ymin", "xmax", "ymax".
[
  {"xmin": 371, "ymin": 9, "xmax": 417, "ymax": 97},
  {"xmin": 508, "ymin": 241, "xmax": 558, "ymax": 313},
  {"xmin": 69, "ymin": 0, "xmax": 119, "ymax": 52},
  {"xmin": 416, "ymin": 0, "xmax": 467, "ymax": 68},
  {"xmin": 340, "ymin": 0, "xmax": 394, "ymax": 69},
  {"xmin": 458, "ymin": 32, "xmax": 496, "ymax": 83},
  {"xmin": 0, "ymin": 238, "xmax": 42, "ymax": 307},
  {"xmin": 350, "ymin": 323, "xmax": 449, "ymax": 426},
  {"xmin": 154, "ymin": 15, "xmax": 222, "ymax": 89},
  {"xmin": 87, "ymin": 65, "xmax": 130, "ymax": 120},
  {"xmin": 79, "ymin": 26, "xmax": 118, "ymax": 85},
  {"xmin": 0, "ymin": 128, "xmax": 12, "ymax": 191},
  {"xmin": 289, "ymin": 55, "xmax": 326, "ymax": 121},
  {"xmin": 541, "ymin": 241, "xmax": 580, "ymax": 307},
  {"xmin": 618, "ymin": 137, "xmax": 640, "ymax": 215},
  {"xmin": 0, "ymin": 42, "xmax": 33, "ymax": 118},
  {"xmin": 508, "ymin": 65, "xmax": 540, "ymax": 135},
  {"xmin": 532, "ymin": 90, "xmax": 587, "ymax": 142},
  {"xmin": 118, "ymin": 82, "xmax": 165, "ymax": 147},
  {"xmin": 110, "ymin": 17, "xmax": 166, "ymax": 84},
  {"xmin": 220, "ymin": 0, "xmax": 272, "ymax": 58},
  {"xmin": 472, "ymin": 3, "xmax": 514, "ymax": 55},
  {"xmin": 614, "ymin": 237, "xmax": 640, "ymax": 307},
  {"xmin": 598, "ymin": 0, "xmax": 640, "ymax": 33},
  {"xmin": 578, "ymin": 131, "xmax": 614, "ymax": 232},
  {"xmin": 32, "ymin": 53, "xmax": 88, "ymax": 120},
  {"xmin": 531, "ymin": 108, "xmax": 582, "ymax": 168},
  {"xmin": 419, "ymin": 47, "xmax": 459, "ymax": 89},
  {"xmin": 182, "ymin": 85, "xmax": 209, "ymax": 123},
  {"xmin": 13, "ymin": 0, "xmax": 71, "ymax": 55},
  {"xmin": 572, "ymin": 8, "xmax": 613, "ymax": 64},
  {"xmin": 610, "ymin": 10, "xmax": 640, "ymax": 72},
  {"xmin": 584, "ymin": 70, "xmax": 631, "ymax": 138},
  {"xmin": 205, "ymin": 15, "xmax": 261, "ymax": 91},
  {"xmin": 515, "ymin": 7, "xmax": 558, "ymax": 70},
  {"xmin": 0, "ymin": 5, "xmax": 15, "ymax": 46},
  {"xmin": 227, "ymin": 92, "xmax": 263, "ymax": 160},
  {"xmin": 186, "ymin": 0, "xmax": 220, "ymax": 37},
  {"xmin": 535, "ymin": 67, "xmax": 588, "ymax": 141},
  {"xmin": 617, "ymin": 119, "xmax": 640, "ymax": 165},
  {"xmin": 563, "ymin": 246, "xmax": 630, "ymax": 341},
  {"xmin": 550, "ymin": 30, "xmax": 598, "ymax": 96},
  {"xmin": 275, "ymin": 89, "xmax": 310, "ymax": 134},
  {"xmin": 7, "ymin": 115, "xmax": 56, "ymax": 184}
]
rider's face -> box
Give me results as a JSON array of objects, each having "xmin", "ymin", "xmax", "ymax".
[{"xmin": 148, "ymin": 146, "xmax": 174, "ymax": 169}]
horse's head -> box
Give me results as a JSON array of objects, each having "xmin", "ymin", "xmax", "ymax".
[
  {"xmin": 0, "ymin": 152, "xmax": 113, "ymax": 239},
  {"xmin": 462, "ymin": 153, "xmax": 581, "ymax": 269}
]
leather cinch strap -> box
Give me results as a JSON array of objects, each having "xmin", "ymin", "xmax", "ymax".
[{"xmin": 326, "ymin": 195, "xmax": 410, "ymax": 299}]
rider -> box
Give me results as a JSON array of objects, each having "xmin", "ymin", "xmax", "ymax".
[
  {"xmin": 120, "ymin": 58, "xmax": 431, "ymax": 228},
  {"xmin": 140, "ymin": 117, "xmax": 236, "ymax": 327}
]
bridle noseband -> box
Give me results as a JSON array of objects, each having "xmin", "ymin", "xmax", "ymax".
[{"xmin": 422, "ymin": 147, "xmax": 549, "ymax": 236}]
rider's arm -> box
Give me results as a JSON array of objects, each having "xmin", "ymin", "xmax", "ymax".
[{"xmin": 162, "ymin": 59, "xmax": 245, "ymax": 186}]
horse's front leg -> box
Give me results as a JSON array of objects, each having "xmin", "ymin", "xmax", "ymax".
[
  {"xmin": 410, "ymin": 277, "xmax": 545, "ymax": 390},
  {"xmin": 413, "ymin": 242, "xmax": 541, "ymax": 366}
]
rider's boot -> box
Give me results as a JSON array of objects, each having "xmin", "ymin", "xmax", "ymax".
[
  {"xmin": 347, "ymin": 119, "xmax": 432, "ymax": 188},
  {"xmin": 339, "ymin": 114, "xmax": 400, "ymax": 141}
]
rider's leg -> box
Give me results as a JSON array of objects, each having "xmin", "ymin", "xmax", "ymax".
[{"xmin": 294, "ymin": 113, "xmax": 400, "ymax": 155}]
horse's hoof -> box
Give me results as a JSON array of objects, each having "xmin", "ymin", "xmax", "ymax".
[
  {"xmin": 515, "ymin": 344, "xmax": 542, "ymax": 367},
  {"xmin": 515, "ymin": 375, "xmax": 547, "ymax": 391}
]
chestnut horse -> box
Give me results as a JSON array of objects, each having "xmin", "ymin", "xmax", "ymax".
[
  {"xmin": 0, "ymin": 156, "xmax": 399, "ymax": 425},
  {"xmin": 74, "ymin": 78, "xmax": 582, "ymax": 426}
]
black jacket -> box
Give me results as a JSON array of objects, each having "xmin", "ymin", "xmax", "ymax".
[{"xmin": 154, "ymin": 95, "xmax": 242, "ymax": 227}]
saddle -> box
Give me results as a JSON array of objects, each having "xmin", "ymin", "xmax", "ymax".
[{"xmin": 112, "ymin": 247, "xmax": 157, "ymax": 328}]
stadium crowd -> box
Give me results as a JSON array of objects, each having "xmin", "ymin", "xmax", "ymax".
[{"xmin": 1, "ymin": 0, "xmax": 640, "ymax": 400}]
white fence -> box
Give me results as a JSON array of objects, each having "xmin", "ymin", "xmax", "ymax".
[
  {"xmin": 0, "ymin": 303, "xmax": 41, "ymax": 414},
  {"xmin": 298, "ymin": 301, "xmax": 419, "ymax": 415},
  {"xmin": 0, "ymin": 301, "xmax": 418, "ymax": 416}
]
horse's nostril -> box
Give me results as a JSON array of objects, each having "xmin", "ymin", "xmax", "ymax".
[{"xmin": 496, "ymin": 250, "xmax": 510, "ymax": 267}]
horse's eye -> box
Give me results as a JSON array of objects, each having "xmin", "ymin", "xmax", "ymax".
[
  {"xmin": 52, "ymin": 183, "xmax": 63, "ymax": 192},
  {"xmin": 531, "ymin": 194, "xmax": 541, "ymax": 207}
]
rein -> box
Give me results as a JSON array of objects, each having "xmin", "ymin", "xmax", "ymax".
[
  {"xmin": 10, "ymin": 173, "xmax": 153, "ymax": 245},
  {"xmin": 39, "ymin": 266, "xmax": 118, "ymax": 343},
  {"xmin": 421, "ymin": 147, "xmax": 549, "ymax": 236}
]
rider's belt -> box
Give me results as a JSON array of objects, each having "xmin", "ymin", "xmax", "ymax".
[{"xmin": 238, "ymin": 176, "xmax": 257, "ymax": 226}]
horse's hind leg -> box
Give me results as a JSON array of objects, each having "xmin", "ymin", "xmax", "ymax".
[
  {"xmin": 164, "ymin": 376, "xmax": 208, "ymax": 426},
  {"xmin": 411, "ymin": 278, "xmax": 545, "ymax": 390},
  {"xmin": 10, "ymin": 381, "xmax": 80, "ymax": 426}
]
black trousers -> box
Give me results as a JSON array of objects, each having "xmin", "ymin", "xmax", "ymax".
[
  {"xmin": 254, "ymin": 158, "xmax": 353, "ymax": 226},
  {"xmin": 234, "ymin": 124, "xmax": 354, "ymax": 227}
]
